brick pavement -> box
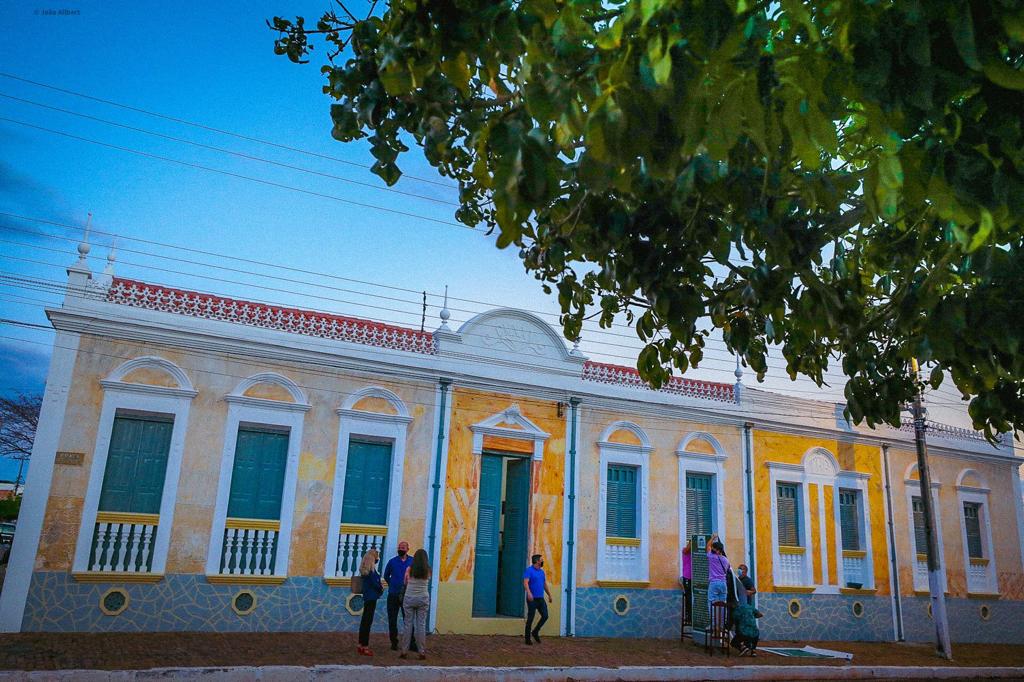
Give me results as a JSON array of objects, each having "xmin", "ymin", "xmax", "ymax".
[{"xmin": 1, "ymin": 633, "xmax": 1023, "ymax": 672}]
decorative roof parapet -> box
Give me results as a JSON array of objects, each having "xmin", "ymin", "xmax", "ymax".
[
  {"xmin": 582, "ymin": 360, "xmax": 735, "ymax": 403},
  {"xmin": 897, "ymin": 417, "xmax": 1001, "ymax": 445},
  {"xmin": 106, "ymin": 278, "xmax": 437, "ymax": 355}
]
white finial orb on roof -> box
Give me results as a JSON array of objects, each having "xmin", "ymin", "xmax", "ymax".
[
  {"xmin": 734, "ymin": 354, "xmax": 743, "ymax": 381},
  {"xmin": 438, "ymin": 285, "xmax": 452, "ymax": 332}
]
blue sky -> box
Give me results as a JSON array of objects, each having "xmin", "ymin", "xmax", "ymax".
[{"xmin": 0, "ymin": 2, "xmax": 975, "ymax": 480}]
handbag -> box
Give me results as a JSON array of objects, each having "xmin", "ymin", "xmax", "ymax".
[{"xmin": 350, "ymin": 574, "xmax": 363, "ymax": 594}]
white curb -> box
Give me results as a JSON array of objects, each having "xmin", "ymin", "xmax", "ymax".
[{"xmin": 2, "ymin": 666, "xmax": 1023, "ymax": 681}]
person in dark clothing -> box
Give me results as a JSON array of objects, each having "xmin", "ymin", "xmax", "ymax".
[
  {"xmin": 736, "ymin": 564, "xmax": 757, "ymax": 607},
  {"xmin": 356, "ymin": 549, "xmax": 383, "ymax": 656},
  {"xmin": 383, "ymin": 541, "xmax": 416, "ymax": 651},
  {"xmin": 730, "ymin": 603, "xmax": 760, "ymax": 656},
  {"xmin": 523, "ymin": 553, "xmax": 552, "ymax": 645}
]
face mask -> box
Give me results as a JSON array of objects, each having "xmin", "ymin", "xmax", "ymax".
[
  {"xmin": 398, "ymin": 550, "xmax": 407, "ymax": 556},
  {"xmin": 540, "ymin": 561, "xmax": 544, "ymax": 567}
]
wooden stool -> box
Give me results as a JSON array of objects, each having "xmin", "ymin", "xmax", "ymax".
[{"xmin": 705, "ymin": 600, "xmax": 731, "ymax": 656}]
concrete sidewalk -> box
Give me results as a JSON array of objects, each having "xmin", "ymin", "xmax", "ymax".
[{"xmin": 2, "ymin": 665, "xmax": 1024, "ymax": 681}]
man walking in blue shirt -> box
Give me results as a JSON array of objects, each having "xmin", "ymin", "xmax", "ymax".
[
  {"xmin": 383, "ymin": 541, "xmax": 415, "ymax": 651},
  {"xmin": 523, "ymin": 553, "xmax": 553, "ymax": 645}
]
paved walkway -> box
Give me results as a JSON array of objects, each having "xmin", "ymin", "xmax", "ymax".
[{"xmin": 1, "ymin": 633, "xmax": 1022, "ymax": 680}]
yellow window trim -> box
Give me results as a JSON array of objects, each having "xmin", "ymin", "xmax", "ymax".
[
  {"xmin": 778, "ymin": 545, "xmax": 806, "ymax": 555},
  {"xmin": 72, "ymin": 571, "xmax": 164, "ymax": 584},
  {"xmin": 915, "ymin": 553, "xmax": 928, "ymax": 562},
  {"xmin": 339, "ymin": 523, "xmax": 388, "ymax": 536},
  {"xmin": 95, "ymin": 511, "xmax": 160, "ymax": 526},
  {"xmin": 967, "ymin": 592, "xmax": 1001, "ymax": 600},
  {"xmin": 969, "ymin": 557, "xmax": 990, "ymax": 566},
  {"xmin": 596, "ymin": 580, "xmax": 650, "ymax": 588},
  {"xmin": 912, "ymin": 589, "xmax": 951, "ymax": 597},
  {"xmin": 205, "ymin": 574, "xmax": 286, "ymax": 585},
  {"xmin": 225, "ymin": 517, "xmax": 281, "ymax": 532},
  {"xmin": 324, "ymin": 577, "xmax": 352, "ymax": 587},
  {"xmin": 606, "ymin": 536, "xmax": 641, "ymax": 547},
  {"xmin": 841, "ymin": 550, "xmax": 867, "ymax": 559},
  {"xmin": 772, "ymin": 585, "xmax": 816, "ymax": 593},
  {"xmin": 839, "ymin": 587, "xmax": 877, "ymax": 595}
]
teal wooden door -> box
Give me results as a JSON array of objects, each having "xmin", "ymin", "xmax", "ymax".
[
  {"xmin": 98, "ymin": 414, "xmax": 174, "ymax": 514},
  {"xmin": 498, "ymin": 457, "xmax": 530, "ymax": 617},
  {"xmin": 472, "ymin": 454, "xmax": 503, "ymax": 616},
  {"xmin": 340, "ymin": 440, "xmax": 393, "ymax": 525},
  {"xmin": 227, "ymin": 427, "xmax": 289, "ymax": 519}
]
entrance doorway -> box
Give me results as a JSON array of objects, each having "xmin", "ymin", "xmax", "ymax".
[{"xmin": 472, "ymin": 453, "xmax": 531, "ymax": 617}]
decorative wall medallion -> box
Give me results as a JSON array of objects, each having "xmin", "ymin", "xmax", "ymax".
[
  {"xmin": 345, "ymin": 593, "xmax": 364, "ymax": 616},
  {"xmin": 232, "ymin": 590, "xmax": 257, "ymax": 616},
  {"xmin": 787, "ymin": 599, "xmax": 802, "ymax": 618},
  {"xmin": 481, "ymin": 322, "xmax": 548, "ymax": 356},
  {"xmin": 100, "ymin": 588, "xmax": 129, "ymax": 616},
  {"xmin": 612, "ymin": 594, "xmax": 631, "ymax": 616},
  {"xmin": 805, "ymin": 451, "xmax": 837, "ymax": 476},
  {"xmin": 980, "ymin": 604, "xmax": 991, "ymax": 621},
  {"xmin": 851, "ymin": 601, "xmax": 864, "ymax": 618}
]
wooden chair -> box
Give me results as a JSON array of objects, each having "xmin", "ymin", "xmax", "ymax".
[{"xmin": 705, "ymin": 600, "xmax": 731, "ymax": 656}]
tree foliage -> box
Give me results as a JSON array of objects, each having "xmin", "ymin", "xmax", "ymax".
[
  {"xmin": 0, "ymin": 394, "xmax": 40, "ymax": 463},
  {"xmin": 272, "ymin": 0, "xmax": 1024, "ymax": 438}
]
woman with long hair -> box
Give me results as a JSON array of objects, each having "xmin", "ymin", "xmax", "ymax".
[
  {"xmin": 399, "ymin": 548, "xmax": 431, "ymax": 659},
  {"xmin": 356, "ymin": 548, "xmax": 383, "ymax": 656}
]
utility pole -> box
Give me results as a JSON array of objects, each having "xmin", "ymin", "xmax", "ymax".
[{"xmin": 910, "ymin": 358, "xmax": 952, "ymax": 660}]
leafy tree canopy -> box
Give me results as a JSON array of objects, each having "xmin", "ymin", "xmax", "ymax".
[{"xmin": 271, "ymin": 0, "xmax": 1024, "ymax": 438}]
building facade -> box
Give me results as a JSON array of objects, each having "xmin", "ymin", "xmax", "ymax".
[{"xmin": 1, "ymin": 246, "xmax": 1023, "ymax": 642}]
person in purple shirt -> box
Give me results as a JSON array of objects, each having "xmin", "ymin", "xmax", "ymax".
[
  {"xmin": 383, "ymin": 541, "xmax": 416, "ymax": 651},
  {"xmin": 707, "ymin": 533, "xmax": 731, "ymax": 613}
]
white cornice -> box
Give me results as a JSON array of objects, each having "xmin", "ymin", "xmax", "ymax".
[
  {"xmin": 336, "ymin": 407, "xmax": 413, "ymax": 425},
  {"xmin": 596, "ymin": 440, "xmax": 653, "ymax": 456},
  {"xmin": 675, "ymin": 449, "xmax": 728, "ymax": 463},
  {"xmin": 99, "ymin": 379, "xmax": 197, "ymax": 399},
  {"xmin": 904, "ymin": 478, "xmax": 942, "ymax": 490},
  {"xmin": 223, "ymin": 394, "xmax": 311, "ymax": 413}
]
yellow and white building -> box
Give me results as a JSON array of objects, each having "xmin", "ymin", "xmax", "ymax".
[{"xmin": 1, "ymin": 245, "xmax": 1022, "ymax": 642}]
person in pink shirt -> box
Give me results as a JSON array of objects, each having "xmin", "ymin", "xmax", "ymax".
[
  {"xmin": 681, "ymin": 540, "xmax": 693, "ymax": 618},
  {"xmin": 707, "ymin": 533, "xmax": 731, "ymax": 613}
]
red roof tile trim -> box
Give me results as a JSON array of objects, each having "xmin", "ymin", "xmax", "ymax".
[
  {"xmin": 582, "ymin": 360, "xmax": 735, "ymax": 403},
  {"xmin": 106, "ymin": 277, "xmax": 437, "ymax": 355}
]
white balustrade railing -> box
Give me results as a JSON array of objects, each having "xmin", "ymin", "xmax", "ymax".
[
  {"xmin": 334, "ymin": 525, "xmax": 388, "ymax": 579},
  {"xmin": 842, "ymin": 552, "xmax": 867, "ymax": 588},
  {"xmin": 219, "ymin": 518, "xmax": 280, "ymax": 576},
  {"xmin": 603, "ymin": 539, "xmax": 641, "ymax": 580},
  {"xmin": 88, "ymin": 512, "xmax": 159, "ymax": 573},
  {"xmin": 777, "ymin": 547, "xmax": 806, "ymax": 586},
  {"xmin": 913, "ymin": 555, "xmax": 929, "ymax": 591},
  {"xmin": 967, "ymin": 558, "xmax": 994, "ymax": 593}
]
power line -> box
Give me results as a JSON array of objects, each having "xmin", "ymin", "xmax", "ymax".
[
  {"xmin": 0, "ymin": 92, "xmax": 460, "ymax": 208},
  {"xmin": 0, "ymin": 116, "xmax": 475, "ymax": 231},
  {"xmin": 0, "ymin": 71, "xmax": 459, "ymax": 189}
]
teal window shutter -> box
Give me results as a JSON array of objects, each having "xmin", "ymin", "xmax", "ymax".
[
  {"xmin": 839, "ymin": 489, "xmax": 861, "ymax": 552},
  {"xmin": 227, "ymin": 427, "xmax": 290, "ymax": 520},
  {"xmin": 606, "ymin": 464, "xmax": 638, "ymax": 538},
  {"xmin": 341, "ymin": 440, "xmax": 393, "ymax": 526},
  {"xmin": 912, "ymin": 496, "xmax": 928, "ymax": 554},
  {"xmin": 776, "ymin": 482, "xmax": 801, "ymax": 547},
  {"xmin": 963, "ymin": 502, "xmax": 984, "ymax": 559},
  {"xmin": 98, "ymin": 414, "xmax": 174, "ymax": 514},
  {"xmin": 686, "ymin": 473, "xmax": 714, "ymax": 537}
]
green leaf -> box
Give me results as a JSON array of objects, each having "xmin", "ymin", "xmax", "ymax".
[
  {"xmin": 983, "ymin": 60, "xmax": 1024, "ymax": 90},
  {"xmin": 948, "ymin": 6, "xmax": 982, "ymax": 71}
]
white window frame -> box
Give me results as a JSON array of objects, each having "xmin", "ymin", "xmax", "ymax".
[
  {"xmin": 72, "ymin": 356, "xmax": 197, "ymax": 576},
  {"xmin": 205, "ymin": 373, "xmax": 309, "ymax": 578},
  {"xmin": 676, "ymin": 432, "xmax": 727, "ymax": 573},
  {"xmin": 768, "ymin": 464, "xmax": 814, "ymax": 587},
  {"xmin": 955, "ymin": 468, "xmax": 997, "ymax": 595},
  {"xmin": 469, "ymin": 403, "xmax": 549, "ymax": 461},
  {"xmin": 325, "ymin": 386, "xmax": 413, "ymax": 577},
  {"xmin": 834, "ymin": 472, "xmax": 875, "ymax": 590},
  {"xmin": 596, "ymin": 421, "xmax": 651, "ymax": 584},
  {"xmin": 904, "ymin": 462, "xmax": 946, "ymax": 593}
]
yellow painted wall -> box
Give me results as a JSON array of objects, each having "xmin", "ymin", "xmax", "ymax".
[
  {"xmin": 435, "ymin": 387, "xmax": 565, "ymax": 634},
  {"xmin": 888, "ymin": 446, "xmax": 1024, "ymax": 599},
  {"xmin": 575, "ymin": 407, "xmax": 745, "ymax": 589},
  {"xmin": 752, "ymin": 431, "xmax": 890, "ymax": 596},
  {"xmin": 37, "ymin": 335, "xmax": 438, "ymax": 579}
]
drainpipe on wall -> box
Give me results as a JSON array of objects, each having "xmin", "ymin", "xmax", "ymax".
[
  {"xmin": 743, "ymin": 422, "xmax": 757, "ymax": 601},
  {"xmin": 427, "ymin": 379, "xmax": 452, "ymax": 582},
  {"xmin": 564, "ymin": 397, "xmax": 580, "ymax": 636},
  {"xmin": 882, "ymin": 443, "xmax": 905, "ymax": 641}
]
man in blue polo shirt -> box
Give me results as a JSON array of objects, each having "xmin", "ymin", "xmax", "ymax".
[
  {"xmin": 383, "ymin": 540, "xmax": 415, "ymax": 651},
  {"xmin": 523, "ymin": 553, "xmax": 552, "ymax": 645}
]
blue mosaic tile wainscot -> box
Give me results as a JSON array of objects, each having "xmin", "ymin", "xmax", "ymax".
[
  {"xmin": 23, "ymin": 572, "xmax": 389, "ymax": 632},
  {"xmin": 900, "ymin": 596, "xmax": 1024, "ymax": 644},
  {"xmin": 755, "ymin": 594, "xmax": 893, "ymax": 641},
  {"xmin": 574, "ymin": 587, "xmax": 681, "ymax": 638}
]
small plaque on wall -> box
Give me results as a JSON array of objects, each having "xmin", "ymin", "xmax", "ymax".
[{"xmin": 55, "ymin": 451, "xmax": 84, "ymax": 466}]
